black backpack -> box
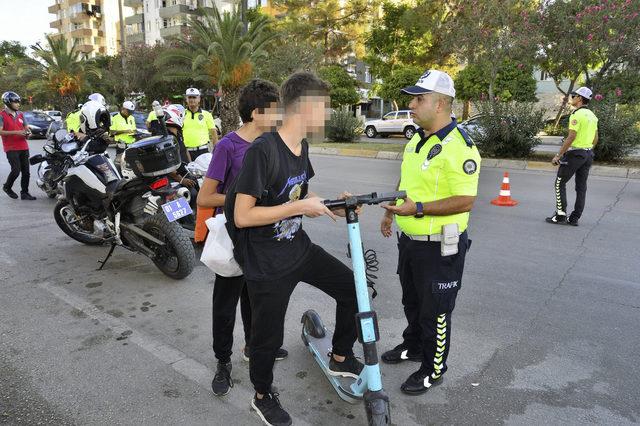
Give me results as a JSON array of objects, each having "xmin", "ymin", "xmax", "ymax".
[{"xmin": 224, "ymin": 132, "xmax": 282, "ymax": 266}]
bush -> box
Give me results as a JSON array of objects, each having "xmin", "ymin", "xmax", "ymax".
[
  {"xmin": 470, "ymin": 101, "xmax": 545, "ymax": 158},
  {"xmin": 326, "ymin": 109, "xmax": 363, "ymax": 143},
  {"xmin": 591, "ymin": 95, "xmax": 640, "ymax": 162}
]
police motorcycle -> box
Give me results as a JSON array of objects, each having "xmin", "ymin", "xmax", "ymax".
[
  {"xmin": 53, "ymin": 100, "xmax": 196, "ymax": 280},
  {"xmin": 29, "ymin": 128, "xmax": 79, "ymax": 198}
]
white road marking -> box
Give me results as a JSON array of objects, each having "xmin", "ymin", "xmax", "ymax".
[{"xmin": 40, "ymin": 282, "xmax": 311, "ymax": 426}]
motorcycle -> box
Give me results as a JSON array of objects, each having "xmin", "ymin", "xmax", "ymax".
[
  {"xmin": 54, "ymin": 134, "xmax": 196, "ymax": 280},
  {"xmin": 29, "ymin": 128, "xmax": 79, "ymax": 198}
]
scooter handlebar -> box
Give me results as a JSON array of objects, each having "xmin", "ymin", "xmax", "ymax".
[{"xmin": 323, "ymin": 190, "xmax": 407, "ymax": 209}]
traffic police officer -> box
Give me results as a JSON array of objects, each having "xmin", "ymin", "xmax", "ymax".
[
  {"xmin": 546, "ymin": 86, "xmax": 598, "ymax": 226},
  {"xmin": 183, "ymin": 88, "xmax": 217, "ymax": 160},
  {"xmin": 380, "ymin": 70, "xmax": 481, "ymax": 395},
  {"xmin": 65, "ymin": 104, "xmax": 83, "ymax": 133},
  {"xmin": 110, "ymin": 101, "xmax": 137, "ymax": 163}
]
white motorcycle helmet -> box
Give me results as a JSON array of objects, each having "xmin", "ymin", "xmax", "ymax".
[
  {"xmin": 88, "ymin": 93, "xmax": 107, "ymax": 106},
  {"xmin": 164, "ymin": 104, "xmax": 184, "ymax": 128},
  {"xmin": 80, "ymin": 100, "xmax": 111, "ymax": 134},
  {"xmin": 120, "ymin": 150, "xmax": 137, "ymax": 180}
]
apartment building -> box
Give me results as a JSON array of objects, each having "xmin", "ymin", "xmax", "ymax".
[
  {"xmin": 124, "ymin": 0, "xmax": 235, "ymax": 46},
  {"xmin": 48, "ymin": 0, "xmax": 133, "ymax": 57}
]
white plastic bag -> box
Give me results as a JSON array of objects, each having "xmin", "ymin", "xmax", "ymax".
[{"xmin": 200, "ymin": 213, "xmax": 243, "ymax": 277}]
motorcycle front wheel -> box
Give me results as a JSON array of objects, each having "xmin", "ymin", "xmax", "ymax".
[{"xmin": 53, "ymin": 200, "xmax": 103, "ymax": 245}]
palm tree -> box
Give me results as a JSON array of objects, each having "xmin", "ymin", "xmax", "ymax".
[
  {"xmin": 19, "ymin": 35, "xmax": 100, "ymax": 115},
  {"xmin": 157, "ymin": 6, "xmax": 275, "ymax": 135}
]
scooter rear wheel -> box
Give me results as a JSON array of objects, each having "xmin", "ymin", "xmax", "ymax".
[{"xmin": 301, "ymin": 309, "xmax": 326, "ymax": 339}]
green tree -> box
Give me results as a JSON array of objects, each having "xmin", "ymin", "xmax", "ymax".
[
  {"xmin": 0, "ymin": 41, "xmax": 27, "ymax": 66},
  {"xmin": 364, "ymin": 1, "xmax": 456, "ymax": 80},
  {"xmin": 0, "ymin": 41, "xmax": 31, "ymax": 105},
  {"xmin": 455, "ymin": 60, "xmax": 537, "ymax": 118},
  {"xmin": 18, "ymin": 35, "xmax": 100, "ymax": 115},
  {"xmin": 318, "ymin": 65, "xmax": 360, "ymax": 107},
  {"xmin": 376, "ymin": 65, "xmax": 423, "ymax": 110},
  {"xmin": 157, "ymin": 6, "xmax": 275, "ymax": 134},
  {"xmin": 525, "ymin": 0, "xmax": 640, "ymax": 128},
  {"xmin": 253, "ymin": 36, "xmax": 323, "ymax": 85},
  {"xmin": 447, "ymin": 0, "xmax": 536, "ymax": 102},
  {"xmin": 271, "ymin": 0, "xmax": 379, "ymax": 61}
]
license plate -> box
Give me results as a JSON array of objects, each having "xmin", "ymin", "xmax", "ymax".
[{"xmin": 161, "ymin": 197, "xmax": 193, "ymax": 222}]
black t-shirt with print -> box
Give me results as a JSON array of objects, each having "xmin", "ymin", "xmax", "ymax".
[{"xmin": 234, "ymin": 131, "xmax": 315, "ymax": 281}]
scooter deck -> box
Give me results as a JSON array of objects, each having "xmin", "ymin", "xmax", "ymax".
[{"xmin": 302, "ymin": 328, "xmax": 362, "ymax": 404}]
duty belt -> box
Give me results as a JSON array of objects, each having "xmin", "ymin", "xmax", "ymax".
[
  {"xmin": 187, "ymin": 144, "xmax": 209, "ymax": 152},
  {"xmin": 403, "ymin": 232, "xmax": 443, "ymax": 242},
  {"xmin": 568, "ymin": 147, "xmax": 592, "ymax": 151}
]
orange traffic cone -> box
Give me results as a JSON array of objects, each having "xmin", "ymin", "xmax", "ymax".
[{"xmin": 491, "ymin": 172, "xmax": 518, "ymax": 206}]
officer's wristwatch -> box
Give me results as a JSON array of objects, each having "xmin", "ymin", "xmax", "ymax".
[{"xmin": 414, "ymin": 201, "xmax": 425, "ymax": 218}]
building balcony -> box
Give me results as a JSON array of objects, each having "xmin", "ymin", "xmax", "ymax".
[
  {"xmin": 159, "ymin": 4, "xmax": 198, "ymax": 19},
  {"xmin": 127, "ymin": 32, "xmax": 145, "ymax": 44},
  {"xmin": 124, "ymin": 0, "xmax": 143, "ymax": 6},
  {"xmin": 69, "ymin": 28, "xmax": 102, "ymax": 38},
  {"xmin": 77, "ymin": 44, "xmax": 95, "ymax": 54},
  {"xmin": 50, "ymin": 19, "xmax": 63, "ymax": 29},
  {"xmin": 159, "ymin": 24, "xmax": 189, "ymax": 38},
  {"xmin": 48, "ymin": 2, "xmax": 61, "ymax": 13},
  {"xmin": 125, "ymin": 13, "xmax": 143, "ymax": 25}
]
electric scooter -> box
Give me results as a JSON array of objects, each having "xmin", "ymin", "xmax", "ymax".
[{"xmin": 301, "ymin": 190, "xmax": 406, "ymax": 426}]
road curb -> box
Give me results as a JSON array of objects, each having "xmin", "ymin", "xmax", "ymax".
[{"xmin": 309, "ymin": 147, "xmax": 639, "ymax": 179}]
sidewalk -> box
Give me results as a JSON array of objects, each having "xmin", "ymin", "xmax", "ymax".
[{"xmin": 310, "ymin": 145, "xmax": 640, "ymax": 179}]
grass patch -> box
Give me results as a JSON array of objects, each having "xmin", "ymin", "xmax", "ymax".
[{"xmin": 312, "ymin": 141, "xmax": 406, "ymax": 152}]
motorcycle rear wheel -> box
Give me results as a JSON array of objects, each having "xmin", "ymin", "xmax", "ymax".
[{"xmin": 142, "ymin": 214, "xmax": 195, "ymax": 280}]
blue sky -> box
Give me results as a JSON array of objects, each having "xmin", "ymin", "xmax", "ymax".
[{"xmin": 0, "ymin": 0, "xmax": 53, "ymax": 49}]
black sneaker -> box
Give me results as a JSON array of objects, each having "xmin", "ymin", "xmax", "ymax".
[
  {"xmin": 20, "ymin": 192, "xmax": 36, "ymax": 201},
  {"xmin": 251, "ymin": 391, "xmax": 292, "ymax": 426},
  {"xmin": 400, "ymin": 370, "xmax": 443, "ymax": 395},
  {"xmin": 211, "ymin": 361, "xmax": 233, "ymax": 396},
  {"xmin": 381, "ymin": 344, "xmax": 422, "ymax": 364},
  {"xmin": 545, "ymin": 214, "xmax": 566, "ymax": 224},
  {"xmin": 567, "ymin": 217, "xmax": 579, "ymax": 226},
  {"xmin": 3, "ymin": 185, "xmax": 18, "ymax": 199},
  {"xmin": 242, "ymin": 346, "xmax": 289, "ymax": 362},
  {"xmin": 328, "ymin": 353, "xmax": 364, "ymax": 379}
]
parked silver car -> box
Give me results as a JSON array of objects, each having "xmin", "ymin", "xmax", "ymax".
[{"xmin": 365, "ymin": 110, "xmax": 418, "ymax": 139}]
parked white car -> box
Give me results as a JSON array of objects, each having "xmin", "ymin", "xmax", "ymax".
[
  {"xmin": 365, "ymin": 110, "xmax": 418, "ymax": 140},
  {"xmin": 44, "ymin": 110, "xmax": 63, "ymax": 122}
]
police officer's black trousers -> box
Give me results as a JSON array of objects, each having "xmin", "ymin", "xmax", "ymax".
[
  {"xmin": 212, "ymin": 273, "xmax": 252, "ymax": 364},
  {"xmin": 4, "ymin": 150, "xmax": 30, "ymax": 193},
  {"xmin": 397, "ymin": 232, "xmax": 469, "ymax": 377},
  {"xmin": 555, "ymin": 150, "xmax": 593, "ymax": 220}
]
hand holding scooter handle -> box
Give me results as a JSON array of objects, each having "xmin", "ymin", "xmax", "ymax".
[{"xmin": 324, "ymin": 191, "xmax": 407, "ymax": 209}]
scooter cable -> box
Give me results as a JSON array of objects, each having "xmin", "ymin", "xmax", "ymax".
[{"xmin": 348, "ymin": 244, "xmax": 380, "ymax": 299}]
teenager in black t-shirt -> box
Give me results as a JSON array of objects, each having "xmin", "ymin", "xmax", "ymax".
[{"xmin": 233, "ymin": 72, "xmax": 363, "ymax": 426}]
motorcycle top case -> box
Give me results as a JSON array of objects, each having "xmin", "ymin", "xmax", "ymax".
[{"xmin": 124, "ymin": 135, "xmax": 181, "ymax": 178}]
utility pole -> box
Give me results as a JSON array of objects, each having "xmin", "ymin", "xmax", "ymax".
[{"xmin": 118, "ymin": 0, "xmax": 128, "ymax": 92}]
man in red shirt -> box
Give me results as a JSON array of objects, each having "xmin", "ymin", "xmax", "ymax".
[{"xmin": 0, "ymin": 92, "xmax": 35, "ymax": 200}]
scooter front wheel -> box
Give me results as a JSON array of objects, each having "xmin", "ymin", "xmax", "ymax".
[{"xmin": 365, "ymin": 390, "xmax": 391, "ymax": 426}]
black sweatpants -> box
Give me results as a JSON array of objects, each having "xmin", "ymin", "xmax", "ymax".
[
  {"xmin": 4, "ymin": 149, "xmax": 30, "ymax": 193},
  {"xmin": 555, "ymin": 149, "xmax": 593, "ymax": 220},
  {"xmin": 397, "ymin": 232, "xmax": 469, "ymax": 377},
  {"xmin": 246, "ymin": 244, "xmax": 358, "ymax": 394},
  {"xmin": 212, "ymin": 273, "xmax": 251, "ymax": 363}
]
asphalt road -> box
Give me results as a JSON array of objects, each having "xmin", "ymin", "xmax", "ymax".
[{"xmin": 1, "ymin": 140, "xmax": 639, "ymax": 425}]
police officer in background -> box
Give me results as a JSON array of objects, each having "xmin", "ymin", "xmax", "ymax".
[
  {"xmin": 110, "ymin": 101, "xmax": 137, "ymax": 164},
  {"xmin": 183, "ymin": 88, "xmax": 218, "ymax": 160},
  {"xmin": 546, "ymin": 87, "xmax": 598, "ymax": 226},
  {"xmin": 380, "ymin": 70, "xmax": 481, "ymax": 395},
  {"xmin": 65, "ymin": 103, "xmax": 83, "ymax": 133}
]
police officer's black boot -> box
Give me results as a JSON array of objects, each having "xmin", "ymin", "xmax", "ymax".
[
  {"xmin": 567, "ymin": 214, "xmax": 579, "ymax": 226},
  {"xmin": 400, "ymin": 369, "xmax": 443, "ymax": 395},
  {"xmin": 381, "ymin": 343, "xmax": 422, "ymax": 364},
  {"xmin": 545, "ymin": 213, "xmax": 566, "ymax": 224}
]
